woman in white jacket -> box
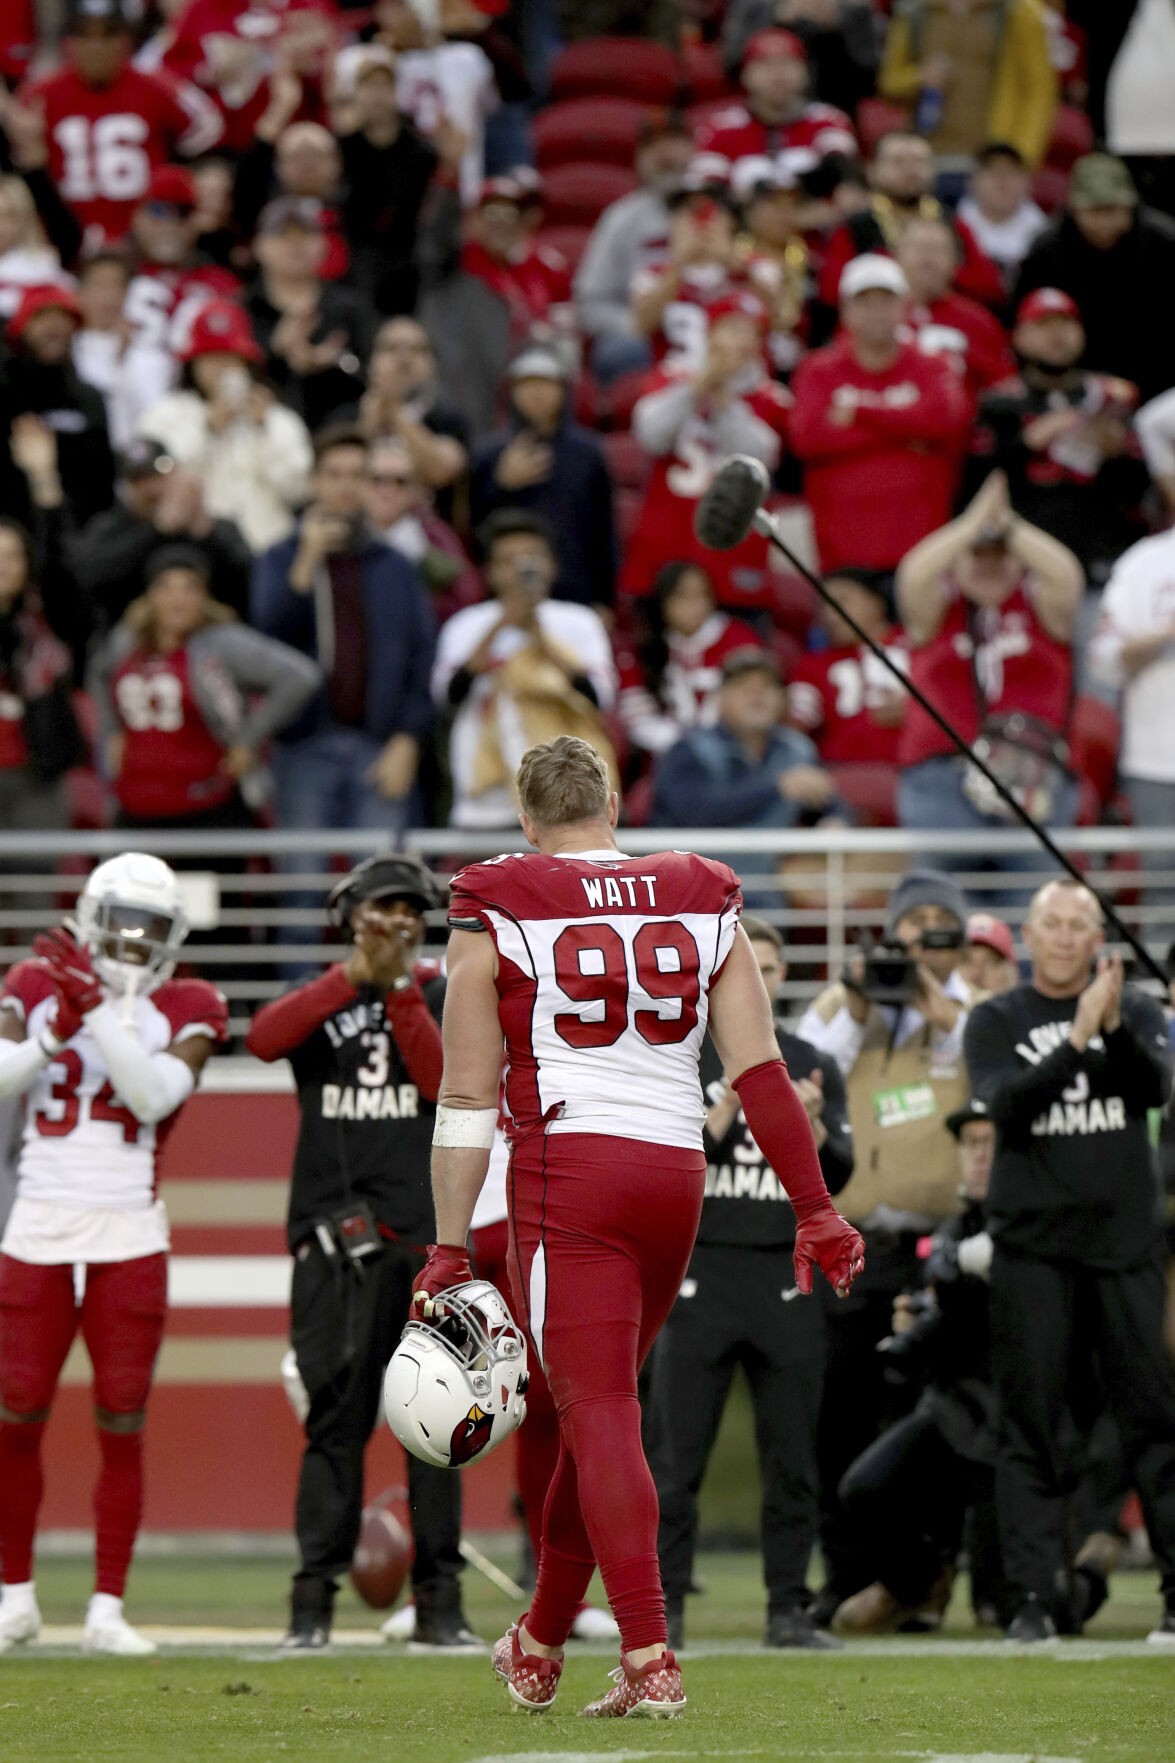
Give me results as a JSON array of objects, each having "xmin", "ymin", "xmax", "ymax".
[{"xmin": 137, "ymin": 300, "xmax": 312, "ymax": 554}]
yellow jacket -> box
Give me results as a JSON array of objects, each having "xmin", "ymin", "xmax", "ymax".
[{"xmin": 880, "ymin": 0, "xmax": 1057, "ymax": 166}]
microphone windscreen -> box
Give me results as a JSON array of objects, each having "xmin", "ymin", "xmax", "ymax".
[{"xmin": 694, "ymin": 456, "xmax": 770, "ymax": 552}]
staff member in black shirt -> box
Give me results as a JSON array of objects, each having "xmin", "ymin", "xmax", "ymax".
[
  {"xmin": 965, "ymin": 877, "xmax": 1175, "ymax": 1644},
  {"xmin": 247, "ymin": 854, "xmax": 473, "ymax": 1651},
  {"xmin": 649, "ymin": 917, "xmax": 853, "ymax": 1652}
]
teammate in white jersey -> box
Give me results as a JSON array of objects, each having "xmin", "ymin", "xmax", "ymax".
[
  {"xmin": 0, "ymin": 854, "xmax": 227, "ymax": 1656},
  {"xmin": 412, "ymin": 736, "xmax": 864, "ymax": 1717}
]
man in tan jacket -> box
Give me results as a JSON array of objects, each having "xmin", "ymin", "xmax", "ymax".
[{"xmin": 797, "ymin": 867, "xmax": 979, "ymax": 1624}]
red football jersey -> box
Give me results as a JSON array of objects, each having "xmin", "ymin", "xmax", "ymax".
[
  {"xmin": 160, "ymin": 0, "xmax": 336, "ymax": 153},
  {"xmin": 616, "ymin": 612, "xmax": 765, "ymax": 752},
  {"xmin": 787, "ymin": 629, "xmax": 910, "ymax": 763},
  {"xmin": 125, "ymin": 261, "xmax": 242, "ymax": 356},
  {"xmin": 621, "ymin": 364, "xmax": 791, "ymax": 612},
  {"xmin": 461, "ymin": 238, "xmax": 573, "ymax": 338},
  {"xmin": 788, "ymin": 339, "xmax": 969, "ymax": 573},
  {"xmin": 898, "ymin": 577, "xmax": 1072, "ymax": 768},
  {"xmin": 697, "ymin": 101, "xmax": 857, "ymax": 169},
  {"xmin": 2, "ymin": 959, "xmax": 228, "ymax": 1206},
  {"xmin": 900, "ymin": 294, "xmax": 1015, "ymax": 408},
  {"xmin": 630, "ymin": 254, "xmax": 785, "ymax": 371},
  {"xmin": 112, "ymin": 647, "xmax": 235, "ymax": 820},
  {"xmin": 449, "ymin": 848, "xmax": 742, "ymax": 1151},
  {"xmin": 819, "ymin": 217, "xmax": 1005, "ymax": 312},
  {"xmin": 19, "ymin": 63, "xmax": 223, "ymax": 247}
]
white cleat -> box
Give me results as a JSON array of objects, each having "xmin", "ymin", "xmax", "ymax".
[
  {"xmin": 82, "ymin": 1615, "xmax": 157, "ymax": 1656},
  {"xmin": 0, "ymin": 1600, "xmax": 40, "ymax": 1653},
  {"xmin": 570, "ymin": 1605, "xmax": 620, "ymax": 1641},
  {"xmin": 379, "ymin": 1601, "xmax": 416, "ymax": 1641}
]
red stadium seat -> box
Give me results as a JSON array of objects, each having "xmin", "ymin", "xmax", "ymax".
[
  {"xmin": 534, "ymin": 97, "xmax": 645, "ymax": 169},
  {"xmin": 1069, "ymin": 693, "xmax": 1120, "ymax": 813},
  {"xmin": 1045, "ymin": 104, "xmax": 1094, "ymax": 171},
  {"xmin": 534, "ymin": 224, "xmax": 592, "ymax": 273},
  {"xmin": 856, "ymin": 96, "xmax": 908, "ymax": 159},
  {"xmin": 827, "ymin": 762, "xmax": 899, "ymax": 828},
  {"xmin": 541, "ymin": 160, "xmax": 637, "ymax": 227},
  {"xmin": 549, "ymin": 37, "xmax": 682, "ymax": 106},
  {"xmin": 602, "ymin": 429, "xmax": 649, "ymax": 489},
  {"xmin": 682, "ymin": 38, "xmax": 733, "ymax": 105},
  {"xmin": 1031, "ymin": 165, "xmax": 1070, "ymax": 213}
]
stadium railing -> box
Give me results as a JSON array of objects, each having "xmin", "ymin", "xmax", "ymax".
[{"xmin": 0, "ymin": 826, "xmax": 1170, "ymax": 1036}]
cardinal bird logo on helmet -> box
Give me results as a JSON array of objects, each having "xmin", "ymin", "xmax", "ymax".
[{"xmin": 450, "ymin": 1402, "xmax": 494, "ymax": 1465}]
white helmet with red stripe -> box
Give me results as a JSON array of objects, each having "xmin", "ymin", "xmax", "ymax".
[
  {"xmin": 383, "ymin": 1280, "xmax": 529, "ymax": 1469},
  {"xmin": 76, "ymin": 852, "xmax": 188, "ymax": 994}
]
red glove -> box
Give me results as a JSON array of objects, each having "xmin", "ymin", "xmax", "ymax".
[
  {"xmin": 794, "ymin": 1205, "xmax": 865, "ymax": 1298},
  {"xmin": 46, "ymin": 986, "xmax": 84, "ymax": 1047},
  {"xmin": 34, "ymin": 928, "xmax": 103, "ymax": 1014},
  {"xmin": 411, "ymin": 1244, "xmax": 473, "ymax": 1316}
]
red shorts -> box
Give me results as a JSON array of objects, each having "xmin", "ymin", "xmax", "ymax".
[
  {"xmin": 0, "ymin": 1253, "xmax": 168, "ymax": 1417},
  {"xmin": 505, "ymin": 1133, "xmax": 705, "ymax": 1416}
]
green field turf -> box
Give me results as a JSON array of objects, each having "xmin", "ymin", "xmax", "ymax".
[{"xmin": 2, "ymin": 1551, "xmax": 1174, "ymax": 1763}]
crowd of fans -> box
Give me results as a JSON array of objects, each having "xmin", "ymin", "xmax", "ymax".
[{"xmin": 0, "ymin": 0, "xmax": 1174, "ymax": 913}]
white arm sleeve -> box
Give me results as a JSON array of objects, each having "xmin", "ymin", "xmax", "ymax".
[
  {"xmin": 87, "ymin": 1002, "xmax": 197, "ymax": 1125},
  {"xmin": 0, "ymin": 1032, "xmax": 53, "ymax": 1097}
]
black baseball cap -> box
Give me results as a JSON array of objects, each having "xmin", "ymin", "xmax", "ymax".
[
  {"xmin": 328, "ymin": 854, "xmax": 445, "ymax": 929},
  {"xmin": 945, "ymin": 1098, "xmax": 989, "ymax": 1138},
  {"xmin": 144, "ymin": 543, "xmax": 211, "ymax": 588},
  {"xmin": 118, "ymin": 437, "xmax": 175, "ymax": 481}
]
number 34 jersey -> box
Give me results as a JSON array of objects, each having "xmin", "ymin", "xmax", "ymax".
[
  {"xmin": 1, "ymin": 960, "xmax": 228, "ymax": 1212},
  {"xmin": 449, "ymin": 849, "xmax": 743, "ymax": 1150}
]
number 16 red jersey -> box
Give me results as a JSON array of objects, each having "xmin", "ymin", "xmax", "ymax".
[{"xmin": 449, "ymin": 848, "xmax": 742, "ymax": 1151}]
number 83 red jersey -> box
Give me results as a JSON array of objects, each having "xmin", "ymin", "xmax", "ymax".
[{"xmin": 449, "ymin": 849, "xmax": 743, "ymax": 1150}]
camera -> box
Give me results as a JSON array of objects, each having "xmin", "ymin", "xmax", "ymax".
[{"xmin": 845, "ymin": 927, "xmax": 964, "ymax": 1006}]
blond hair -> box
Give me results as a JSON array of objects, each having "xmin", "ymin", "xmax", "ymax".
[{"xmin": 517, "ymin": 736, "xmax": 611, "ymax": 827}]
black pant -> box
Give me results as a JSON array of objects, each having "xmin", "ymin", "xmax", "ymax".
[
  {"xmin": 289, "ymin": 1234, "xmax": 462, "ymax": 1597},
  {"xmin": 649, "ymin": 1242, "xmax": 824, "ymax": 1613},
  {"xmin": 816, "ymin": 1229, "xmax": 922, "ymax": 1599},
  {"xmin": 991, "ymin": 1245, "xmax": 1175, "ymax": 1604},
  {"xmin": 839, "ymin": 1407, "xmax": 997, "ymax": 1609}
]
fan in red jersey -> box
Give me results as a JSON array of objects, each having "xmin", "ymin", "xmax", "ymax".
[
  {"xmin": 412, "ymin": 735, "xmax": 863, "ymax": 1717},
  {"xmin": 17, "ymin": 0, "xmax": 223, "ymax": 251},
  {"xmin": 621, "ymin": 291, "xmax": 791, "ymax": 615},
  {"xmin": 0, "ymin": 852, "xmax": 227, "ymax": 1657},
  {"xmin": 157, "ymin": 0, "xmax": 336, "ymax": 157},
  {"xmin": 615, "ymin": 561, "xmax": 766, "ymax": 757},
  {"xmin": 787, "ymin": 568, "xmax": 909, "ymax": 765},
  {"xmin": 894, "ymin": 217, "xmax": 1015, "ymax": 411},
  {"xmin": 462, "ymin": 175, "xmax": 574, "ymax": 347},
  {"xmin": 697, "ymin": 29, "xmax": 857, "ymax": 184},
  {"xmin": 122, "ymin": 164, "xmax": 241, "ymax": 363},
  {"xmin": 629, "ymin": 160, "xmax": 790, "ymax": 373}
]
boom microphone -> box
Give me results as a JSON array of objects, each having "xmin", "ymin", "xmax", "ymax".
[
  {"xmin": 694, "ymin": 456, "xmax": 770, "ymax": 550},
  {"xmin": 694, "ymin": 453, "xmax": 1166, "ymax": 984}
]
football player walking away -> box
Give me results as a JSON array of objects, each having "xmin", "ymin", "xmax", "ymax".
[
  {"xmin": 246, "ymin": 854, "xmax": 476, "ymax": 1652},
  {"xmin": 0, "ymin": 855, "xmax": 227, "ymax": 1655},
  {"xmin": 412, "ymin": 735, "xmax": 864, "ymax": 1716}
]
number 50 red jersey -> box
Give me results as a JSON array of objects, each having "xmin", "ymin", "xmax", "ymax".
[{"xmin": 449, "ymin": 849, "xmax": 743, "ymax": 1151}]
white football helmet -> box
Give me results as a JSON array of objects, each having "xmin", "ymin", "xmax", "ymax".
[
  {"xmin": 76, "ymin": 853, "xmax": 188, "ymax": 994},
  {"xmin": 384, "ymin": 1280, "xmax": 529, "ymax": 1469}
]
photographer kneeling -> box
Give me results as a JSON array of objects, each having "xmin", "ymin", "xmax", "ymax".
[
  {"xmin": 246, "ymin": 856, "xmax": 474, "ymax": 1651},
  {"xmin": 798, "ymin": 869, "xmax": 978, "ymax": 1622},
  {"xmin": 965, "ymin": 878, "xmax": 1175, "ymax": 1643},
  {"xmin": 834, "ymin": 1100, "xmax": 1001, "ymax": 1634}
]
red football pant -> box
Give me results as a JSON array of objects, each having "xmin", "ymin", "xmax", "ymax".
[
  {"xmin": 472, "ymin": 1220, "xmax": 561, "ymax": 1574},
  {"xmin": 506, "ymin": 1133, "xmax": 705, "ymax": 1655},
  {"xmin": 0, "ymin": 1252, "xmax": 167, "ymax": 1594}
]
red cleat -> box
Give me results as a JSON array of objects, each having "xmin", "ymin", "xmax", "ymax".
[
  {"xmin": 580, "ymin": 1649, "xmax": 686, "ymax": 1718},
  {"xmin": 491, "ymin": 1623, "xmax": 562, "ymax": 1711}
]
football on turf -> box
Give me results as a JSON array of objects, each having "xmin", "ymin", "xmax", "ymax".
[{"xmin": 350, "ymin": 1505, "xmax": 412, "ymax": 1609}]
